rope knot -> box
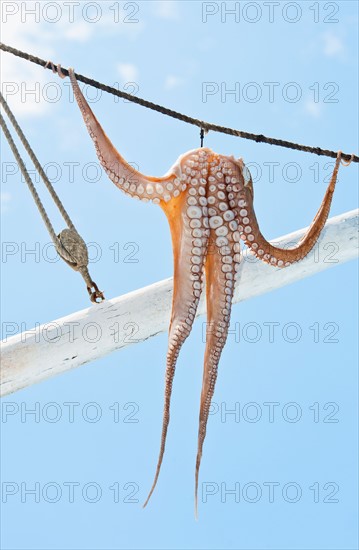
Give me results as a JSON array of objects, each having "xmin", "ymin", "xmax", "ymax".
[{"xmin": 255, "ymin": 134, "xmax": 265, "ymax": 143}]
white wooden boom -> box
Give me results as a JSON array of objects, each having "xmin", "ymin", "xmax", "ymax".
[{"xmin": 1, "ymin": 209, "xmax": 358, "ymax": 397}]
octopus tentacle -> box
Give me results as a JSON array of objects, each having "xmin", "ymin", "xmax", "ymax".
[
  {"xmin": 144, "ymin": 162, "xmax": 210, "ymax": 506},
  {"xmin": 233, "ymin": 153, "xmax": 342, "ymax": 267},
  {"xmin": 143, "ymin": 280, "xmax": 203, "ymax": 507},
  {"xmin": 67, "ymin": 68, "xmax": 181, "ymax": 203},
  {"xmin": 194, "ymin": 247, "xmax": 238, "ymax": 518},
  {"xmin": 194, "ymin": 156, "xmax": 241, "ymax": 517}
]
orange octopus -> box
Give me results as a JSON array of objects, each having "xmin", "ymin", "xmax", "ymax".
[{"xmin": 54, "ymin": 66, "xmax": 341, "ymax": 516}]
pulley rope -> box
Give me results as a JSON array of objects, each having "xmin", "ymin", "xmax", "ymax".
[
  {"xmin": 0, "ymin": 42, "xmax": 357, "ymax": 164},
  {"xmin": 0, "ymin": 92, "xmax": 76, "ymax": 233},
  {"xmin": 0, "ymin": 92, "xmax": 104, "ymax": 303}
]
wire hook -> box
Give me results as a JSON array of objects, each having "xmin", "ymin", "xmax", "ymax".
[{"xmin": 200, "ymin": 128, "xmax": 209, "ymax": 147}]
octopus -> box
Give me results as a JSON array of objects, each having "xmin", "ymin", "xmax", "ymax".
[{"xmin": 52, "ymin": 66, "xmax": 342, "ymax": 516}]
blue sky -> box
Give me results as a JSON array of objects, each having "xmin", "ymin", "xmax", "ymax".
[{"xmin": 0, "ymin": 1, "xmax": 358, "ymax": 549}]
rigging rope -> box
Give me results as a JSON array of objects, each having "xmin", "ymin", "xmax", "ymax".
[
  {"xmin": 0, "ymin": 42, "xmax": 357, "ymax": 164},
  {"xmin": 0, "ymin": 92, "xmax": 104, "ymax": 303}
]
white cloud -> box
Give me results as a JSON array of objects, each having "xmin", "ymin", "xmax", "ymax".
[
  {"xmin": 117, "ymin": 63, "xmax": 139, "ymax": 83},
  {"xmin": 322, "ymin": 32, "xmax": 344, "ymax": 57},
  {"xmin": 164, "ymin": 75, "xmax": 184, "ymax": 90},
  {"xmin": 304, "ymin": 100, "xmax": 322, "ymax": 119},
  {"xmin": 63, "ymin": 21, "xmax": 94, "ymax": 42},
  {"xmin": 1, "ymin": 13, "xmax": 56, "ymax": 117},
  {"xmin": 0, "ymin": 1, "xmax": 145, "ymax": 116},
  {"xmin": 154, "ymin": 1, "xmax": 180, "ymax": 20},
  {"xmin": 0, "ymin": 192, "xmax": 12, "ymax": 213}
]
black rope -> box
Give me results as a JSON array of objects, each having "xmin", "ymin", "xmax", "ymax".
[{"xmin": 0, "ymin": 42, "xmax": 357, "ymax": 164}]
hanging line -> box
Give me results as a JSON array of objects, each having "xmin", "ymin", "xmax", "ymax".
[
  {"xmin": 0, "ymin": 42, "xmax": 357, "ymax": 164},
  {"xmin": 200, "ymin": 128, "xmax": 209, "ymax": 148},
  {"xmin": 0, "ymin": 92, "xmax": 104, "ymax": 303},
  {"xmin": 200, "ymin": 128, "xmax": 205, "ymax": 148}
]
